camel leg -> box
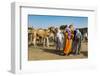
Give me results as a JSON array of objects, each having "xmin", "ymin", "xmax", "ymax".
[
  {"xmin": 43, "ymin": 38, "xmax": 45, "ymax": 47},
  {"xmin": 33, "ymin": 37, "xmax": 36, "ymax": 46},
  {"xmin": 30, "ymin": 34, "xmax": 33, "ymax": 44},
  {"xmin": 28, "ymin": 34, "xmax": 31, "ymax": 45},
  {"xmin": 46, "ymin": 37, "xmax": 49, "ymax": 47}
]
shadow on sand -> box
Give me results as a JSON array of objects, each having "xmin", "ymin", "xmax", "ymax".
[
  {"xmin": 80, "ymin": 51, "xmax": 88, "ymax": 57},
  {"xmin": 42, "ymin": 48, "xmax": 88, "ymax": 57},
  {"xmin": 42, "ymin": 48, "xmax": 63, "ymax": 55}
]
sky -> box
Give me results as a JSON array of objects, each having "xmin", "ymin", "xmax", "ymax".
[{"xmin": 28, "ymin": 15, "xmax": 88, "ymax": 29}]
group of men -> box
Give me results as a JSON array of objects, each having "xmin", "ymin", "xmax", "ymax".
[{"xmin": 55, "ymin": 25, "xmax": 82, "ymax": 56}]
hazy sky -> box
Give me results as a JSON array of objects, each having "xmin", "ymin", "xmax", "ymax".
[{"xmin": 28, "ymin": 15, "xmax": 88, "ymax": 29}]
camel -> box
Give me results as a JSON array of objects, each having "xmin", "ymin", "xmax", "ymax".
[
  {"xmin": 28, "ymin": 27, "xmax": 33, "ymax": 45},
  {"xmin": 83, "ymin": 32, "xmax": 88, "ymax": 42},
  {"xmin": 48, "ymin": 27, "xmax": 56, "ymax": 42},
  {"xmin": 28, "ymin": 26, "xmax": 62, "ymax": 47},
  {"xmin": 28, "ymin": 28, "xmax": 51, "ymax": 47},
  {"xmin": 36, "ymin": 28, "xmax": 50, "ymax": 47},
  {"xmin": 31, "ymin": 29, "xmax": 37, "ymax": 46}
]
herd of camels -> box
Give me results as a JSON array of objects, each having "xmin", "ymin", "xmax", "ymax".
[
  {"xmin": 28, "ymin": 26, "xmax": 57, "ymax": 47},
  {"xmin": 28, "ymin": 26, "xmax": 88, "ymax": 47}
]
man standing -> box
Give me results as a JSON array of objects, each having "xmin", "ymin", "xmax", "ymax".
[{"xmin": 72, "ymin": 29, "xmax": 82, "ymax": 55}]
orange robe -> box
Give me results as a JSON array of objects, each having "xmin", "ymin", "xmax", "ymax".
[{"xmin": 64, "ymin": 33, "xmax": 72, "ymax": 55}]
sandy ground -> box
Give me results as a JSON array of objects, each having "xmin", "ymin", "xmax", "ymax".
[{"xmin": 28, "ymin": 42, "xmax": 88, "ymax": 60}]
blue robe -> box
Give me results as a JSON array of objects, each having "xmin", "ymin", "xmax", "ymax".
[{"xmin": 72, "ymin": 30, "xmax": 82, "ymax": 55}]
